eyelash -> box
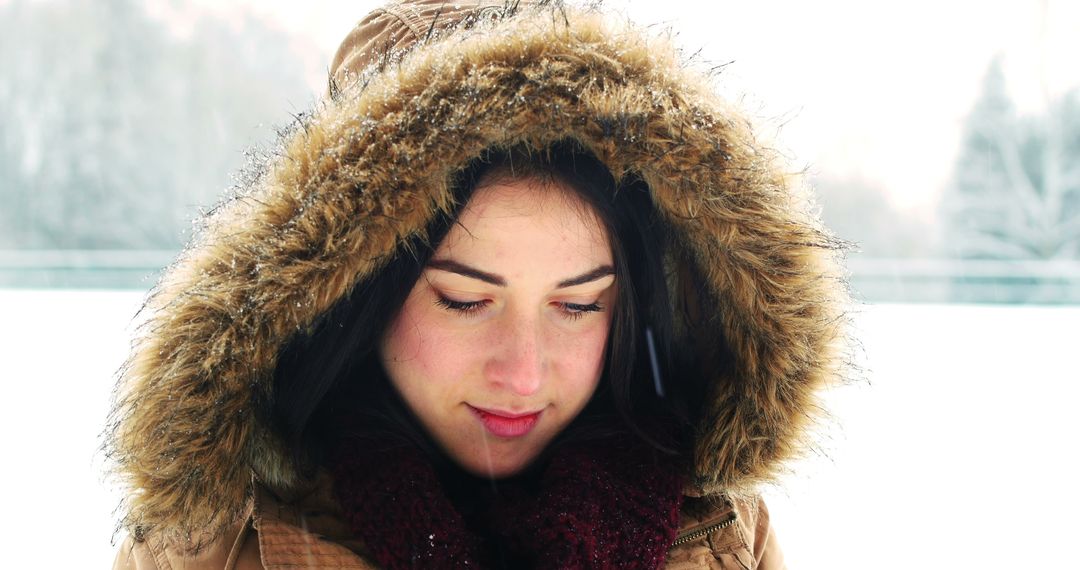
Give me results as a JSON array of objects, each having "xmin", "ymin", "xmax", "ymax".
[
  {"xmin": 435, "ymin": 297, "xmax": 488, "ymax": 317},
  {"xmin": 434, "ymin": 297, "xmax": 604, "ymax": 321}
]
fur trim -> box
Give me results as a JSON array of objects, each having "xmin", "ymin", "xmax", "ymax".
[{"xmin": 107, "ymin": 3, "xmax": 851, "ymax": 542}]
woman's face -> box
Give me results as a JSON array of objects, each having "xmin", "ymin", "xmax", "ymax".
[{"xmin": 379, "ymin": 176, "xmax": 616, "ymax": 478}]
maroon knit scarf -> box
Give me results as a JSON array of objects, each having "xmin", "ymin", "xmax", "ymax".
[{"xmin": 331, "ymin": 434, "xmax": 685, "ymax": 569}]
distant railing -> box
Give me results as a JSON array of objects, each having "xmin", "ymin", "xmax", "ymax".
[
  {"xmin": 2, "ymin": 251, "xmax": 1079, "ymax": 303},
  {"xmin": 0, "ymin": 250, "xmax": 176, "ymax": 289},
  {"xmin": 0, "ymin": 250, "xmax": 177, "ymax": 270},
  {"xmin": 847, "ymin": 258, "xmax": 1080, "ymax": 304}
]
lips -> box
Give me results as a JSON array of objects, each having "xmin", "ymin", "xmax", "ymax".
[{"xmin": 468, "ymin": 405, "xmax": 543, "ymax": 438}]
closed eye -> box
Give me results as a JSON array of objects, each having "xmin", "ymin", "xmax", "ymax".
[
  {"xmin": 435, "ymin": 296, "xmax": 489, "ymax": 316},
  {"xmin": 435, "ymin": 296, "xmax": 605, "ymax": 321},
  {"xmin": 560, "ymin": 301, "xmax": 604, "ymax": 321}
]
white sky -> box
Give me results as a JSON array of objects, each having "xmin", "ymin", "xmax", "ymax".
[{"xmin": 142, "ymin": 0, "xmax": 1080, "ymax": 217}]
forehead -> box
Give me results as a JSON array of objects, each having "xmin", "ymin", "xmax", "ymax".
[
  {"xmin": 466, "ymin": 175, "xmax": 589, "ymax": 214},
  {"xmin": 438, "ymin": 177, "xmax": 611, "ymax": 261}
]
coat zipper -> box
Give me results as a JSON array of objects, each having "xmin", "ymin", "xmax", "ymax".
[{"xmin": 670, "ymin": 512, "xmax": 738, "ymax": 547}]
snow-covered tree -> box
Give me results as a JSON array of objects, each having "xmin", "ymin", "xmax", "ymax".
[
  {"xmin": 942, "ymin": 57, "xmax": 1080, "ymax": 261},
  {"xmin": 0, "ymin": 0, "xmax": 314, "ymax": 250}
]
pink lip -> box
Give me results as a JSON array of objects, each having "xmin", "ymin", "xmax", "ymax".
[{"xmin": 468, "ymin": 405, "xmax": 543, "ymax": 438}]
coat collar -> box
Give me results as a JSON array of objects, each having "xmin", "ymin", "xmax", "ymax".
[{"xmin": 249, "ymin": 473, "xmax": 751, "ymax": 569}]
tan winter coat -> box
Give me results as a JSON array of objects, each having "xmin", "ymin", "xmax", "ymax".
[
  {"xmin": 113, "ymin": 475, "xmax": 783, "ymax": 569},
  {"xmin": 107, "ymin": 1, "xmax": 848, "ymax": 568}
]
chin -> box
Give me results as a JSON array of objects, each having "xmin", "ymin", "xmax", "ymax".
[{"xmin": 454, "ymin": 446, "xmax": 540, "ymax": 479}]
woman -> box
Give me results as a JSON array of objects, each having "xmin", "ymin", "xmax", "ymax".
[{"xmin": 109, "ymin": 1, "xmax": 849, "ymax": 568}]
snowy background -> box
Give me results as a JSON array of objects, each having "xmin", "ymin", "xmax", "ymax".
[
  {"xmin": 1, "ymin": 289, "xmax": 1076, "ymax": 568},
  {"xmin": 3, "ymin": 0, "xmax": 1080, "ymax": 567}
]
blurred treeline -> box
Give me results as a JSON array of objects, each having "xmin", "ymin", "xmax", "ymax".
[
  {"xmin": 816, "ymin": 57, "xmax": 1080, "ymax": 303},
  {"xmin": 0, "ymin": 0, "xmax": 312, "ymax": 251},
  {"xmin": 1, "ymin": 0, "xmax": 1078, "ymax": 301}
]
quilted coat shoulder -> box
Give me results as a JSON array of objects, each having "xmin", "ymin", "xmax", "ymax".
[{"xmin": 112, "ymin": 483, "xmax": 784, "ymax": 569}]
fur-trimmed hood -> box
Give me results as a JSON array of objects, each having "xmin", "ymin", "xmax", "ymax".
[{"xmin": 107, "ymin": 0, "xmax": 850, "ymax": 542}]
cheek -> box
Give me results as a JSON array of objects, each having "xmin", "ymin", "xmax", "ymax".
[
  {"xmin": 382, "ymin": 299, "xmax": 470, "ymax": 387},
  {"xmin": 382, "ymin": 303, "xmax": 423, "ymax": 372},
  {"xmin": 554, "ymin": 321, "xmax": 610, "ymax": 390}
]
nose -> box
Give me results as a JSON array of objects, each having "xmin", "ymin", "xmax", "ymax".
[{"xmin": 485, "ymin": 315, "xmax": 545, "ymax": 397}]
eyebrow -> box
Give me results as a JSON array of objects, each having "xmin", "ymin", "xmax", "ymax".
[{"xmin": 426, "ymin": 259, "xmax": 615, "ymax": 289}]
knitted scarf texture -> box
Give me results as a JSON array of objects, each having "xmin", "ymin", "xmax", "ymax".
[{"xmin": 331, "ymin": 432, "xmax": 685, "ymax": 569}]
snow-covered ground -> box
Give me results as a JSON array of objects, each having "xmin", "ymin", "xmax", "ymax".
[{"xmin": 2, "ymin": 290, "xmax": 1077, "ymax": 568}]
